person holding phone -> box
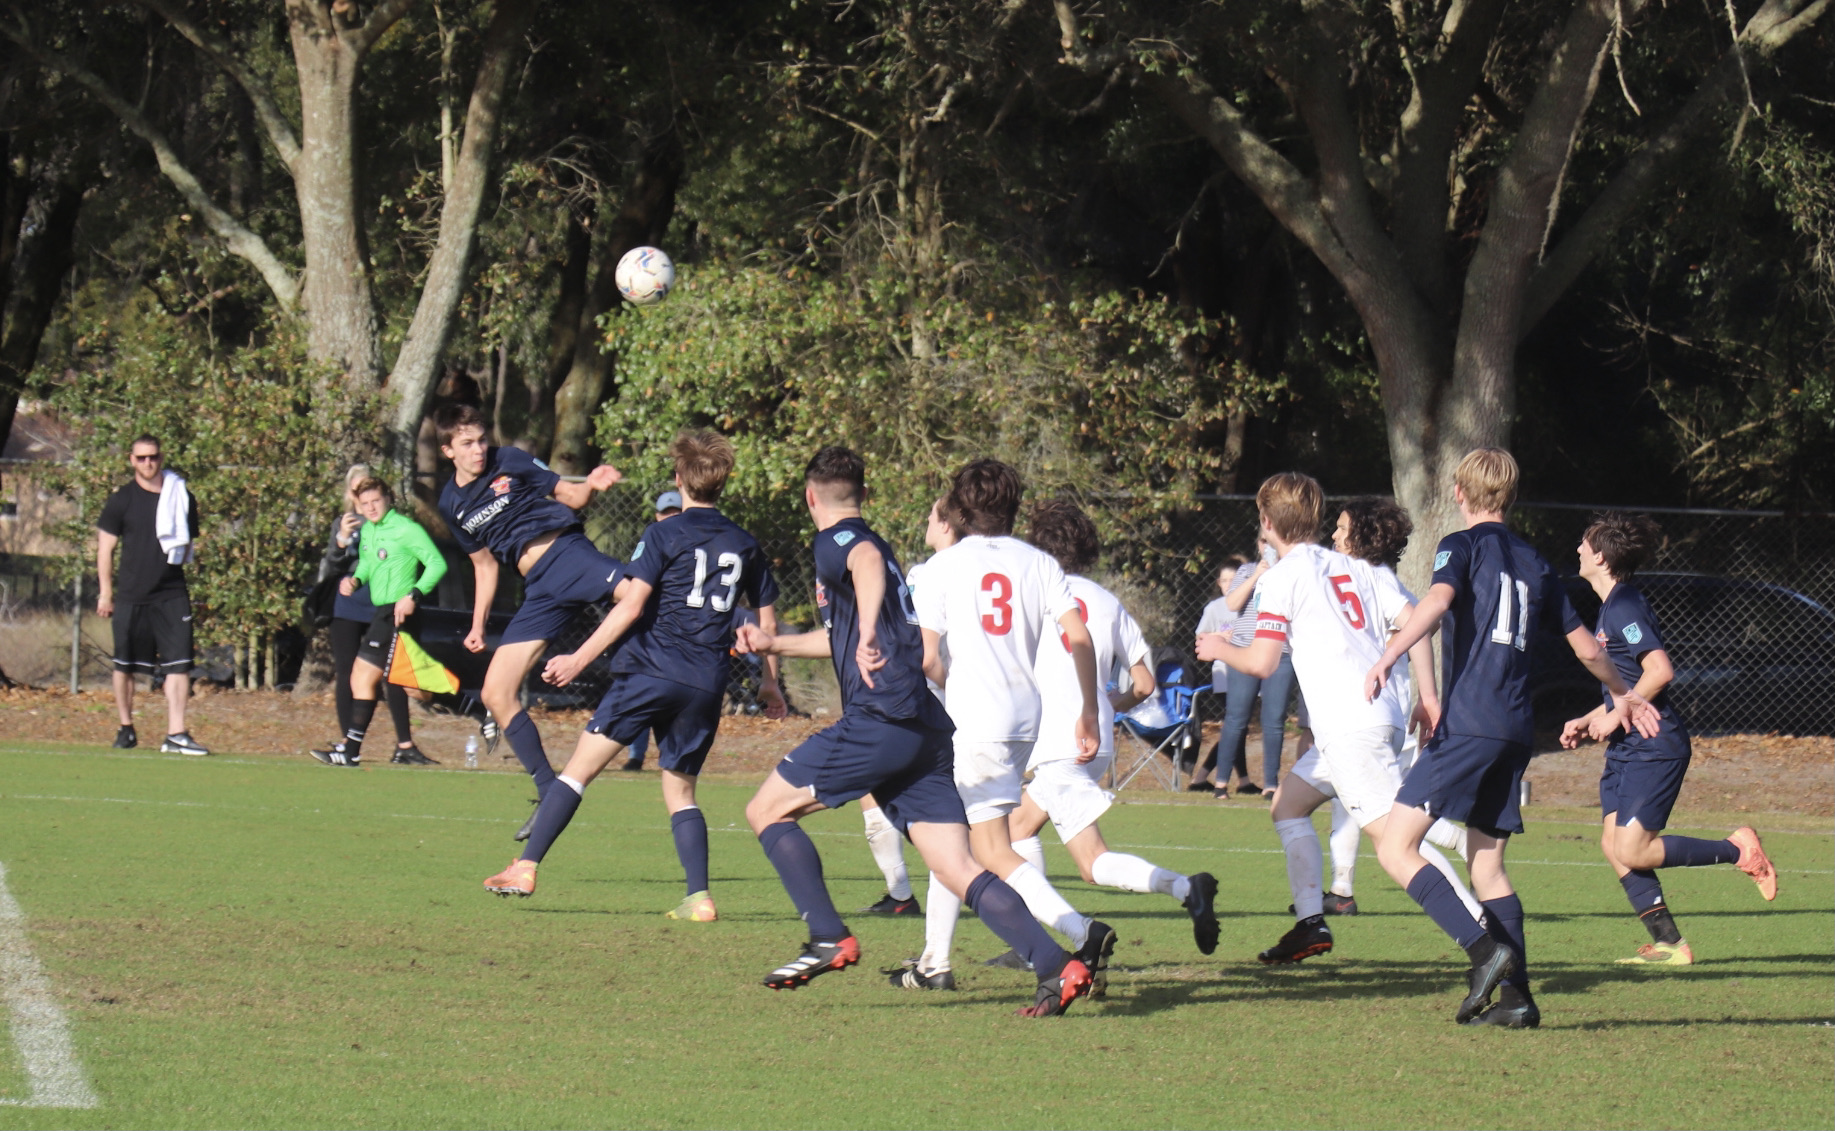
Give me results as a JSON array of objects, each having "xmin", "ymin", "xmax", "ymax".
[{"xmin": 1213, "ymin": 532, "xmax": 1297, "ymax": 798}]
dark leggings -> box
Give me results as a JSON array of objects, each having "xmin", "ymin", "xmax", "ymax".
[{"xmin": 330, "ymin": 616, "xmax": 412, "ymax": 744}]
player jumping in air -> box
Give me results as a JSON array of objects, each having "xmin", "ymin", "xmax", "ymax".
[
  {"xmin": 1559, "ymin": 511, "xmax": 1777, "ymax": 966},
  {"xmin": 1199, "ymin": 473, "xmax": 1479, "ymax": 965},
  {"xmin": 1366, "ymin": 448, "xmax": 1660, "ymax": 1029},
  {"xmin": 483, "ymin": 430, "xmax": 784, "ymax": 918},
  {"xmin": 903, "ymin": 460, "xmax": 1115, "ymax": 992},
  {"xmin": 435, "ymin": 404, "xmax": 629, "ymax": 835},
  {"xmin": 736, "ymin": 446, "xmax": 1094, "ymax": 1017}
]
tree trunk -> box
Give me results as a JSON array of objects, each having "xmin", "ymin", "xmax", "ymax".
[
  {"xmin": 0, "ymin": 154, "xmax": 91, "ymax": 450},
  {"xmin": 530, "ymin": 201, "xmax": 595, "ymax": 459}
]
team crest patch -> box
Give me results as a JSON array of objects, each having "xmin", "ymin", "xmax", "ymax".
[
  {"xmin": 1595, "ymin": 628, "xmax": 1608, "ymax": 646},
  {"xmin": 489, "ymin": 475, "xmax": 513, "ymax": 496},
  {"xmin": 833, "ymin": 530, "xmax": 856, "ymax": 546},
  {"xmin": 1433, "ymin": 550, "xmax": 1451, "ymax": 571},
  {"xmin": 1623, "ymin": 622, "xmax": 1643, "ymax": 644},
  {"xmin": 376, "ymin": 548, "xmax": 389, "ymax": 561},
  {"xmin": 815, "ymin": 580, "xmax": 828, "ymax": 608}
]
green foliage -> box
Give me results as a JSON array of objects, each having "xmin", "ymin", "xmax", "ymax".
[{"xmin": 46, "ymin": 288, "xmax": 368, "ymax": 646}]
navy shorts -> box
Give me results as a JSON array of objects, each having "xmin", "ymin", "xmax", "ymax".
[
  {"xmin": 587, "ymin": 673, "xmax": 723, "ymax": 775},
  {"xmin": 776, "ymin": 714, "xmax": 966, "ymax": 833},
  {"xmin": 1600, "ymin": 752, "xmax": 1691, "ymax": 830},
  {"xmin": 1396, "ymin": 732, "xmax": 1531, "ymax": 836},
  {"xmin": 502, "ymin": 532, "xmax": 625, "ymax": 647}
]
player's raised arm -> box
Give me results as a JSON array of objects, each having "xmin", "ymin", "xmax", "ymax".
[
  {"xmin": 846, "ymin": 540, "xmax": 888, "ymax": 689},
  {"xmin": 464, "ymin": 548, "xmax": 498, "ymax": 653},
  {"xmin": 1365, "ymin": 581, "xmax": 1453, "ymax": 701},
  {"xmin": 543, "ymin": 577, "xmax": 653, "ymax": 686},
  {"xmin": 736, "ymin": 620, "xmax": 833, "ymax": 659},
  {"xmin": 551, "ymin": 464, "xmax": 622, "ymax": 510}
]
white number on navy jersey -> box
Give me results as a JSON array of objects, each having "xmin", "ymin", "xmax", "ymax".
[
  {"xmin": 687, "ymin": 548, "xmax": 744, "ymax": 612},
  {"xmin": 1489, "ymin": 572, "xmax": 1530, "ymax": 651}
]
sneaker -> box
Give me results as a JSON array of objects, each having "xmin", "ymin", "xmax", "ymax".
[
  {"xmin": 1457, "ymin": 936, "xmax": 1518, "ymax": 1024},
  {"xmin": 887, "ymin": 965, "xmax": 956, "ymax": 990},
  {"xmin": 160, "ymin": 732, "xmax": 210, "ymax": 756},
  {"xmin": 1184, "ymin": 872, "xmax": 1220, "ymax": 955},
  {"xmin": 112, "ymin": 725, "xmax": 137, "ymax": 749},
  {"xmin": 665, "ymin": 890, "xmax": 717, "ymax": 922},
  {"xmin": 1076, "ymin": 919, "xmax": 1117, "ymax": 998},
  {"xmin": 763, "ymin": 936, "xmax": 860, "ymax": 990},
  {"xmin": 513, "ymin": 798, "xmax": 538, "ymax": 842},
  {"xmin": 620, "ymin": 759, "xmax": 644, "ymax": 772},
  {"xmin": 858, "ymin": 893, "xmax": 921, "ymax": 915},
  {"xmin": 1321, "ymin": 892, "xmax": 1360, "ymax": 916},
  {"xmin": 1464, "ymin": 984, "xmax": 1541, "ymax": 1029},
  {"xmin": 1728, "ymin": 827, "xmax": 1778, "ymax": 901},
  {"xmin": 1017, "ymin": 958, "xmax": 1093, "ymax": 1018},
  {"xmin": 1616, "ymin": 940, "xmax": 1694, "ymax": 966},
  {"xmin": 983, "ymin": 949, "xmax": 1033, "ymax": 971},
  {"xmin": 484, "ymin": 858, "xmax": 536, "ymax": 897},
  {"xmin": 309, "ymin": 745, "xmax": 360, "ymax": 767},
  {"xmin": 1258, "ymin": 916, "xmax": 1333, "ymax": 964},
  {"xmin": 390, "ymin": 745, "xmax": 440, "ymax": 765}
]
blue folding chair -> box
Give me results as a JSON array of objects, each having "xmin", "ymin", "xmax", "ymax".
[{"xmin": 1112, "ymin": 657, "xmax": 1211, "ymax": 791}]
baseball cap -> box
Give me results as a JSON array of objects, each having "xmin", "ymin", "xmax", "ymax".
[{"xmin": 654, "ymin": 490, "xmax": 683, "ymax": 513}]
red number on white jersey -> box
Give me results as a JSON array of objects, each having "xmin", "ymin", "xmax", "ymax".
[
  {"xmin": 1328, "ymin": 573, "xmax": 1366, "ymax": 629},
  {"xmin": 1058, "ymin": 596, "xmax": 1090, "ymax": 652},
  {"xmin": 981, "ymin": 572, "xmax": 1014, "ymax": 635}
]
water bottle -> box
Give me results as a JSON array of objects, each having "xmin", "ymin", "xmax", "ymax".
[{"xmin": 465, "ymin": 734, "xmax": 480, "ymax": 769}]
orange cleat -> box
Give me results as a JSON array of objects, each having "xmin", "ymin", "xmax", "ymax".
[
  {"xmin": 1728, "ymin": 827, "xmax": 1778, "ymax": 901},
  {"xmin": 484, "ymin": 858, "xmax": 537, "ymax": 898},
  {"xmin": 1017, "ymin": 957, "xmax": 1094, "ymax": 1018}
]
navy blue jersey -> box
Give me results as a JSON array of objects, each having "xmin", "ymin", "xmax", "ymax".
[
  {"xmin": 814, "ymin": 517, "xmax": 951, "ymax": 729},
  {"xmin": 1596, "ymin": 582, "xmax": 1689, "ymax": 759},
  {"xmin": 440, "ymin": 446, "xmax": 581, "ymax": 564},
  {"xmin": 1432, "ymin": 522, "xmax": 1581, "ymax": 746},
  {"xmin": 609, "ymin": 507, "xmax": 779, "ymax": 694}
]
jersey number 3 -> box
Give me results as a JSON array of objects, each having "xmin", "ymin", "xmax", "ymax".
[
  {"xmin": 687, "ymin": 549, "xmax": 743, "ymax": 612},
  {"xmin": 981, "ymin": 572, "xmax": 1014, "ymax": 635},
  {"xmin": 1328, "ymin": 574, "xmax": 1366, "ymax": 630}
]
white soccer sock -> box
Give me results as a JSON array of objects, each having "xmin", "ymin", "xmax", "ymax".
[
  {"xmin": 557, "ymin": 774, "xmax": 586, "ymax": 795},
  {"xmin": 1091, "ymin": 851, "xmax": 1189, "ymax": 901},
  {"xmin": 1426, "ymin": 818, "xmax": 1468, "ymax": 859},
  {"xmin": 1004, "ymin": 861, "xmax": 1089, "ymax": 949},
  {"xmin": 1418, "ymin": 841, "xmax": 1484, "ymax": 919},
  {"xmin": 1275, "ymin": 817, "xmax": 1324, "ymax": 919},
  {"xmin": 861, "ymin": 806, "xmax": 913, "ymax": 901},
  {"xmin": 1328, "ymin": 798, "xmax": 1360, "ymax": 897},
  {"xmin": 1011, "ymin": 835, "xmax": 1047, "ymax": 876},
  {"xmin": 918, "ymin": 871, "xmax": 959, "ymax": 974}
]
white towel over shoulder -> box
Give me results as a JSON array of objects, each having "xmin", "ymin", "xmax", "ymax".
[{"xmin": 154, "ymin": 470, "xmax": 194, "ymax": 565}]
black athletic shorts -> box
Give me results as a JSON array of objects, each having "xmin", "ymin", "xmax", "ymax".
[
  {"xmin": 111, "ymin": 593, "xmax": 194, "ymax": 675},
  {"xmin": 358, "ymin": 606, "xmax": 420, "ymax": 668}
]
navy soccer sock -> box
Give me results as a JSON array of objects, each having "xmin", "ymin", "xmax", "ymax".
[
  {"xmin": 343, "ymin": 697, "xmax": 379, "ymax": 761},
  {"xmin": 1661, "ymin": 835, "xmax": 1740, "ymax": 868},
  {"xmin": 1620, "ymin": 870, "xmax": 1682, "ymax": 944},
  {"xmin": 1405, "ymin": 867, "xmax": 1488, "ymax": 950},
  {"xmin": 503, "ymin": 712, "xmax": 556, "ymax": 797},
  {"xmin": 521, "ymin": 779, "xmax": 582, "ymax": 864},
  {"xmin": 758, "ymin": 822, "xmax": 847, "ymax": 942},
  {"xmin": 964, "ymin": 871, "xmax": 1070, "ymax": 978},
  {"xmin": 671, "ymin": 807, "xmax": 710, "ymax": 895},
  {"xmin": 1480, "ymin": 893, "xmax": 1528, "ymax": 990}
]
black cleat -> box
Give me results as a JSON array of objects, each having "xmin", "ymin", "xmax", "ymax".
[
  {"xmin": 113, "ymin": 725, "xmax": 138, "ymax": 749},
  {"xmin": 1258, "ymin": 916, "xmax": 1333, "ymax": 964},
  {"xmin": 390, "ymin": 744, "xmax": 439, "ymax": 765},
  {"xmin": 1457, "ymin": 937, "xmax": 1519, "ymax": 1024},
  {"xmin": 309, "ymin": 745, "xmax": 359, "ymax": 767},
  {"xmin": 1184, "ymin": 872, "xmax": 1221, "ymax": 955},
  {"xmin": 887, "ymin": 964, "xmax": 955, "ymax": 990},
  {"xmin": 1321, "ymin": 892, "xmax": 1359, "ymax": 915},
  {"xmin": 858, "ymin": 893, "xmax": 921, "ymax": 915},
  {"xmin": 763, "ymin": 936, "xmax": 860, "ymax": 990},
  {"xmin": 1077, "ymin": 920, "xmax": 1118, "ymax": 998},
  {"xmin": 1464, "ymin": 984, "xmax": 1540, "ymax": 1029},
  {"xmin": 620, "ymin": 759, "xmax": 644, "ymax": 772},
  {"xmin": 513, "ymin": 798, "xmax": 538, "ymax": 842},
  {"xmin": 1017, "ymin": 958, "xmax": 1094, "ymax": 1018},
  {"xmin": 983, "ymin": 948, "xmax": 1034, "ymax": 971}
]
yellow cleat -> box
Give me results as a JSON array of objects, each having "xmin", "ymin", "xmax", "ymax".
[
  {"xmin": 484, "ymin": 858, "xmax": 537, "ymax": 897},
  {"xmin": 666, "ymin": 890, "xmax": 717, "ymax": 922},
  {"xmin": 1616, "ymin": 940, "xmax": 1694, "ymax": 966}
]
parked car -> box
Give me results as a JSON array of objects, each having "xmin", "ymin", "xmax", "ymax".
[{"xmin": 1529, "ymin": 573, "xmax": 1835, "ymax": 736}]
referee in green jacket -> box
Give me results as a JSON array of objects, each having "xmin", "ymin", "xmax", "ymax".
[{"xmin": 318, "ymin": 477, "xmax": 450, "ymax": 768}]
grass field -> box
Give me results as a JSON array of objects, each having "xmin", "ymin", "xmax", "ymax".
[{"xmin": 0, "ymin": 742, "xmax": 1829, "ymax": 1130}]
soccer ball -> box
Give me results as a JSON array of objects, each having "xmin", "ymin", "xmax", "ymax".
[{"xmin": 615, "ymin": 246, "xmax": 675, "ymax": 306}]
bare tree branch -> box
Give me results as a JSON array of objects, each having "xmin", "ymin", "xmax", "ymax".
[
  {"xmin": 132, "ymin": 0, "xmax": 301, "ymax": 173},
  {"xmin": 348, "ymin": 0, "xmax": 418, "ymax": 55},
  {"xmin": 0, "ymin": 17, "xmax": 299, "ymax": 309}
]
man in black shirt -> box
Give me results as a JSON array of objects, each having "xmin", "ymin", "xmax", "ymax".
[{"xmin": 95, "ymin": 434, "xmax": 208, "ymax": 755}]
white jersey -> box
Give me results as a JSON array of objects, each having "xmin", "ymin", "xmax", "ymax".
[
  {"xmin": 1252, "ymin": 543, "xmax": 1411, "ymax": 747},
  {"xmin": 1373, "ymin": 563, "xmax": 1415, "ymax": 723},
  {"xmin": 1032, "ymin": 575, "xmax": 1151, "ymax": 769},
  {"xmin": 913, "ymin": 534, "xmax": 1079, "ymax": 742},
  {"xmin": 904, "ymin": 559, "xmax": 947, "ymax": 703}
]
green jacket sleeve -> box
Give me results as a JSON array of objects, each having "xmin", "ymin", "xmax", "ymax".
[{"xmin": 403, "ymin": 517, "xmax": 447, "ymax": 596}]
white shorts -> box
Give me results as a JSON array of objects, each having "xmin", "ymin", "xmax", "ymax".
[
  {"xmin": 954, "ymin": 739, "xmax": 1032, "ymax": 825},
  {"xmin": 1023, "ymin": 755, "xmax": 1115, "ymax": 843},
  {"xmin": 1291, "ymin": 726, "xmax": 1404, "ymax": 829}
]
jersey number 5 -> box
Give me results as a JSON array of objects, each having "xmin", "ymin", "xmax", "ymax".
[
  {"xmin": 1328, "ymin": 574, "xmax": 1366, "ymax": 629},
  {"xmin": 1489, "ymin": 572, "xmax": 1530, "ymax": 651},
  {"xmin": 981, "ymin": 572, "xmax": 1014, "ymax": 635},
  {"xmin": 687, "ymin": 549, "xmax": 744, "ymax": 612}
]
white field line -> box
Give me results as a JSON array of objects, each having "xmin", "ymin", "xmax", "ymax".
[
  {"xmin": 0, "ymin": 862, "xmax": 100, "ymax": 1109},
  {"xmin": 6, "ymin": 791, "xmax": 1833, "ymax": 874}
]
